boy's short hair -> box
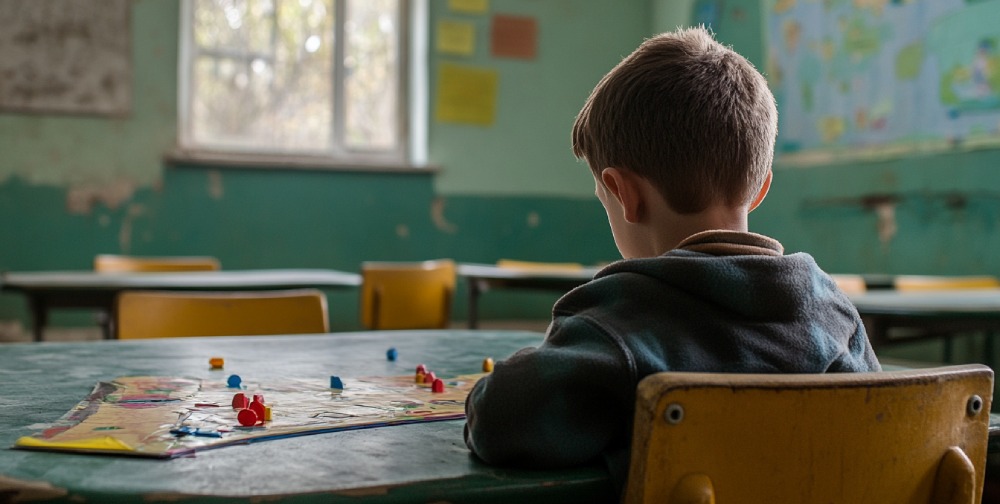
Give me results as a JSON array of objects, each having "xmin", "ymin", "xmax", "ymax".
[{"xmin": 571, "ymin": 26, "xmax": 777, "ymax": 214}]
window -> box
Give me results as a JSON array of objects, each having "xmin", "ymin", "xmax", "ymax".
[{"xmin": 178, "ymin": 0, "xmax": 416, "ymax": 167}]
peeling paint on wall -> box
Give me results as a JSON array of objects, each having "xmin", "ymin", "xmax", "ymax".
[
  {"xmin": 430, "ymin": 197, "xmax": 458, "ymax": 234},
  {"xmin": 65, "ymin": 179, "xmax": 135, "ymax": 214},
  {"xmin": 526, "ymin": 211, "xmax": 540, "ymax": 228},
  {"xmin": 874, "ymin": 202, "xmax": 897, "ymax": 247},
  {"xmin": 207, "ymin": 170, "xmax": 223, "ymax": 200},
  {"xmin": 118, "ymin": 203, "xmax": 145, "ymax": 253}
]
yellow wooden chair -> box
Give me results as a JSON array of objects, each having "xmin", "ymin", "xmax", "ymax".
[
  {"xmin": 893, "ymin": 275, "xmax": 1000, "ymax": 291},
  {"xmin": 95, "ymin": 254, "xmax": 221, "ymax": 273},
  {"xmin": 830, "ymin": 273, "xmax": 867, "ymax": 294},
  {"xmin": 624, "ymin": 365, "xmax": 993, "ymax": 504},
  {"xmin": 359, "ymin": 259, "xmax": 455, "ymax": 330},
  {"xmin": 115, "ymin": 289, "xmax": 329, "ymax": 339},
  {"xmin": 496, "ymin": 259, "xmax": 585, "ymax": 272}
]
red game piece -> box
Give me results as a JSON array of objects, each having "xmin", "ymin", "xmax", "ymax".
[
  {"xmin": 232, "ymin": 393, "xmax": 249, "ymax": 410},
  {"xmin": 415, "ymin": 364, "xmax": 428, "ymax": 375},
  {"xmin": 252, "ymin": 394, "xmax": 265, "ymax": 404},
  {"xmin": 249, "ymin": 400, "xmax": 266, "ymax": 420},
  {"xmin": 237, "ymin": 408, "xmax": 258, "ymax": 427},
  {"xmin": 431, "ymin": 378, "xmax": 445, "ymax": 393},
  {"xmin": 423, "ymin": 371, "xmax": 437, "ymax": 384}
]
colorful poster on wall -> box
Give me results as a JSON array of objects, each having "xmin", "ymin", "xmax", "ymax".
[
  {"xmin": 767, "ymin": 0, "xmax": 1000, "ymax": 165},
  {"xmin": 435, "ymin": 63, "xmax": 499, "ymax": 126},
  {"xmin": 437, "ymin": 19, "xmax": 476, "ymax": 56},
  {"xmin": 491, "ymin": 14, "xmax": 538, "ymax": 60}
]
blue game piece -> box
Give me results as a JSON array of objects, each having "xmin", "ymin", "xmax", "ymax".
[
  {"xmin": 330, "ymin": 376, "xmax": 344, "ymax": 389},
  {"xmin": 227, "ymin": 374, "xmax": 242, "ymax": 388},
  {"xmin": 386, "ymin": 347, "xmax": 398, "ymax": 361}
]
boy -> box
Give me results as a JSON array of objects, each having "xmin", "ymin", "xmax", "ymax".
[{"xmin": 463, "ymin": 26, "xmax": 881, "ymax": 491}]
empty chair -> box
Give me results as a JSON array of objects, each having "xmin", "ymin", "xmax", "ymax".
[
  {"xmin": 496, "ymin": 259, "xmax": 585, "ymax": 272},
  {"xmin": 625, "ymin": 365, "xmax": 993, "ymax": 504},
  {"xmin": 360, "ymin": 259, "xmax": 455, "ymax": 330},
  {"xmin": 830, "ymin": 273, "xmax": 867, "ymax": 294},
  {"xmin": 115, "ymin": 289, "xmax": 329, "ymax": 339},
  {"xmin": 95, "ymin": 254, "xmax": 220, "ymax": 273},
  {"xmin": 894, "ymin": 275, "xmax": 1000, "ymax": 291}
]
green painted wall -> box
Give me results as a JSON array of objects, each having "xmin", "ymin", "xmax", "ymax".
[{"xmin": 0, "ymin": 0, "xmax": 650, "ymax": 333}]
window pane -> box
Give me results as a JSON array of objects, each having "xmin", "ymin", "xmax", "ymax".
[
  {"xmin": 344, "ymin": 0, "xmax": 399, "ymax": 151},
  {"xmin": 190, "ymin": 0, "xmax": 334, "ymax": 152}
]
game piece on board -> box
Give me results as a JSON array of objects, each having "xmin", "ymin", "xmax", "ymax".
[
  {"xmin": 415, "ymin": 371, "xmax": 425, "ymax": 384},
  {"xmin": 252, "ymin": 393, "xmax": 265, "ymax": 404},
  {"xmin": 263, "ymin": 405, "xmax": 272, "ymax": 421},
  {"xmin": 431, "ymin": 378, "xmax": 445, "ymax": 393},
  {"xmin": 482, "ymin": 357, "xmax": 494, "ymax": 372},
  {"xmin": 415, "ymin": 364, "xmax": 427, "ymax": 375},
  {"xmin": 423, "ymin": 371, "xmax": 437, "ymax": 384},
  {"xmin": 237, "ymin": 408, "xmax": 259, "ymax": 427},
  {"xmin": 330, "ymin": 376, "xmax": 344, "ymax": 389},
  {"xmin": 249, "ymin": 400, "xmax": 266, "ymax": 420},
  {"xmin": 209, "ymin": 357, "xmax": 224, "ymax": 369},
  {"xmin": 232, "ymin": 393, "xmax": 249, "ymax": 409},
  {"xmin": 386, "ymin": 347, "xmax": 398, "ymax": 361},
  {"xmin": 227, "ymin": 375, "xmax": 242, "ymax": 388}
]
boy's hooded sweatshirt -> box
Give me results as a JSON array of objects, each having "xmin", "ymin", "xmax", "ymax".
[{"xmin": 464, "ymin": 230, "xmax": 881, "ymax": 489}]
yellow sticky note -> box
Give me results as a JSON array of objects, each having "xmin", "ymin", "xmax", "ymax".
[
  {"xmin": 449, "ymin": 0, "xmax": 488, "ymax": 14},
  {"xmin": 435, "ymin": 63, "xmax": 498, "ymax": 126},
  {"xmin": 437, "ymin": 19, "xmax": 475, "ymax": 56}
]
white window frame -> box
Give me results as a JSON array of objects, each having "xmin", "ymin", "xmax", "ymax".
[{"xmin": 176, "ymin": 0, "xmax": 427, "ymax": 169}]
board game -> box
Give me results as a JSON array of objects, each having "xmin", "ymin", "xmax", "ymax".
[{"xmin": 15, "ymin": 373, "xmax": 484, "ymax": 458}]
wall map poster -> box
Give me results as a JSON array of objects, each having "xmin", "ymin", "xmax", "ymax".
[
  {"xmin": 767, "ymin": 0, "xmax": 1000, "ymax": 165},
  {"xmin": 0, "ymin": 0, "xmax": 132, "ymax": 116}
]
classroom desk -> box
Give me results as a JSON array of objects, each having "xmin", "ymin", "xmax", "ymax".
[
  {"xmin": 0, "ymin": 269, "xmax": 362, "ymax": 342},
  {"xmin": 456, "ymin": 263, "xmax": 601, "ymax": 328},
  {"xmin": 0, "ymin": 330, "xmax": 616, "ymax": 504},
  {"xmin": 848, "ymin": 289, "xmax": 1000, "ymax": 366}
]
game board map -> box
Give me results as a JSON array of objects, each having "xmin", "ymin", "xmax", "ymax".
[{"xmin": 14, "ymin": 373, "xmax": 486, "ymax": 458}]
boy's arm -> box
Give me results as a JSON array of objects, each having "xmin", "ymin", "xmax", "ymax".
[{"xmin": 464, "ymin": 315, "xmax": 636, "ymax": 468}]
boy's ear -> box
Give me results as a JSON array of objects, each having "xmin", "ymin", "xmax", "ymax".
[
  {"xmin": 601, "ymin": 167, "xmax": 644, "ymax": 223},
  {"xmin": 748, "ymin": 170, "xmax": 772, "ymax": 212}
]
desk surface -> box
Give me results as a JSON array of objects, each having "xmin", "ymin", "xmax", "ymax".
[
  {"xmin": 0, "ymin": 330, "xmax": 614, "ymax": 504},
  {"xmin": 1, "ymin": 269, "xmax": 362, "ymax": 291},
  {"xmin": 849, "ymin": 289, "xmax": 1000, "ymax": 317}
]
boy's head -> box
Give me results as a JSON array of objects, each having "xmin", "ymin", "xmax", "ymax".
[{"xmin": 571, "ymin": 26, "xmax": 777, "ymax": 215}]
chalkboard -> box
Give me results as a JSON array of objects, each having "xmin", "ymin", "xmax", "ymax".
[{"xmin": 0, "ymin": 0, "xmax": 132, "ymax": 116}]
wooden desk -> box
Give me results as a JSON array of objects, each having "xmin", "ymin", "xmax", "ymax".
[
  {"xmin": 457, "ymin": 263, "xmax": 600, "ymax": 328},
  {"xmin": 0, "ymin": 269, "xmax": 362, "ymax": 341},
  {"xmin": 849, "ymin": 289, "xmax": 1000, "ymax": 366},
  {"xmin": 0, "ymin": 330, "xmax": 616, "ymax": 503}
]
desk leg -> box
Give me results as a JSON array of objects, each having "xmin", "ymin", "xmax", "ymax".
[
  {"xmin": 468, "ymin": 280, "xmax": 481, "ymax": 329},
  {"xmin": 27, "ymin": 296, "xmax": 47, "ymax": 342}
]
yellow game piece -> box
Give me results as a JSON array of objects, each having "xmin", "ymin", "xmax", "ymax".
[
  {"xmin": 264, "ymin": 405, "xmax": 272, "ymax": 422},
  {"xmin": 415, "ymin": 372, "xmax": 425, "ymax": 383},
  {"xmin": 482, "ymin": 357, "xmax": 494, "ymax": 372},
  {"xmin": 209, "ymin": 357, "xmax": 224, "ymax": 369}
]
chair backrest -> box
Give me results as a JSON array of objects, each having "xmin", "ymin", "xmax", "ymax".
[
  {"xmin": 115, "ymin": 289, "xmax": 329, "ymax": 339},
  {"xmin": 95, "ymin": 254, "xmax": 221, "ymax": 273},
  {"xmin": 830, "ymin": 273, "xmax": 867, "ymax": 294},
  {"xmin": 496, "ymin": 259, "xmax": 584, "ymax": 272},
  {"xmin": 625, "ymin": 365, "xmax": 994, "ymax": 504},
  {"xmin": 359, "ymin": 259, "xmax": 455, "ymax": 330},
  {"xmin": 894, "ymin": 275, "xmax": 1000, "ymax": 291}
]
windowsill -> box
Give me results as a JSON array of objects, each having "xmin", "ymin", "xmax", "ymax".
[{"xmin": 164, "ymin": 149, "xmax": 440, "ymax": 174}]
